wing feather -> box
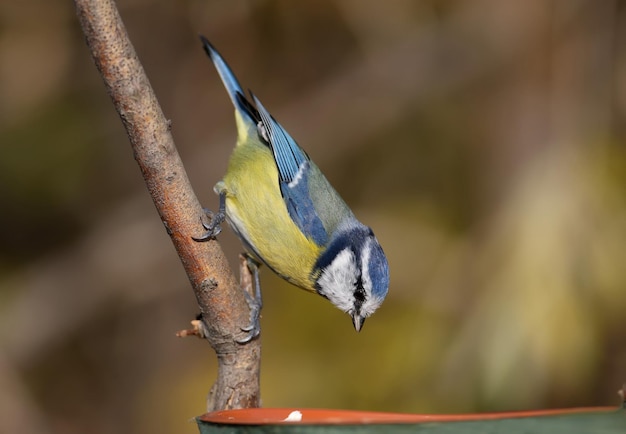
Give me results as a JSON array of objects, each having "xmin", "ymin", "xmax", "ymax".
[{"xmin": 251, "ymin": 94, "xmax": 327, "ymax": 246}]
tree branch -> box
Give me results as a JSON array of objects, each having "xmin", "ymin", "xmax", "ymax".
[{"xmin": 73, "ymin": 0, "xmax": 261, "ymax": 411}]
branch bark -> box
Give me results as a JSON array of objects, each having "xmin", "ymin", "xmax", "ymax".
[{"xmin": 73, "ymin": 0, "xmax": 261, "ymax": 411}]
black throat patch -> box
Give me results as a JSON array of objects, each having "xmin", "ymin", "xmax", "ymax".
[{"xmin": 353, "ymin": 274, "xmax": 366, "ymax": 312}]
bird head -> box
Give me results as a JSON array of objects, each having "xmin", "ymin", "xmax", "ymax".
[{"xmin": 314, "ymin": 224, "xmax": 389, "ymax": 331}]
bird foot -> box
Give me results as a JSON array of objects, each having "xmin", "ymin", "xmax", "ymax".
[{"xmin": 192, "ymin": 208, "xmax": 225, "ymax": 241}]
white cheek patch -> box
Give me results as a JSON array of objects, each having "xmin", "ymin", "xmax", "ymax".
[{"xmin": 316, "ymin": 248, "xmax": 359, "ymax": 313}]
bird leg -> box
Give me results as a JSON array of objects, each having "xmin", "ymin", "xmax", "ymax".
[{"xmin": 237, "ymin": 254, "xmax": 262, "ymax": 344}]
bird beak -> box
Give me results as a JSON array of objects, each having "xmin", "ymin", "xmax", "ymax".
[{"xmin": 351, "ymin": 313, "xmax": 365, "ymax": 332}]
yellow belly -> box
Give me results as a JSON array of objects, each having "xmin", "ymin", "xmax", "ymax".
[{"xmin": 220, "ymin": 140, "xmax": 321, "ymax": 291}]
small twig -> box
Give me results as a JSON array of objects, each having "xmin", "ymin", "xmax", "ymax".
[
  {"xmin": 73, "ymin": 0, "xmax": 260, "ymax": 411},
  {"xmin": 176, "ymin": 315, "xmax": 208, "ymax": 339}
]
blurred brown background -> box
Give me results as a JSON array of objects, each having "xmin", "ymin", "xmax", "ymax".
[{"xmin": 1, "ymin": 1, "xmax": 626, "ymax": 433}]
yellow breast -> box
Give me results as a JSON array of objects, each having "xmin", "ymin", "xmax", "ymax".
[{"xmin": 221, "ymin": 133, "xmax": 321, "ymax": 292}]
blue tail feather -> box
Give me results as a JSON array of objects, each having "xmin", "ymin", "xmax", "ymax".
[{"xmin": 200, "ymin": 35, "xmax": 257, "ymax": 125}]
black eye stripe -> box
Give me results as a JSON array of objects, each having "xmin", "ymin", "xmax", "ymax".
[{"xmin": 313, "ymin": 226, "xmax": 372, "ymax": 275}]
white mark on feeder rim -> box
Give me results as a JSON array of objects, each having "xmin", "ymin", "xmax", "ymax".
[{"xmin": 283, "ymin": 410, "xmax": 303, "ymax": 422}]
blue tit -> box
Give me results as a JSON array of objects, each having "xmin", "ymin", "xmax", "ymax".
[{"xmin": 197, "ymin": 35, "xmax": 389, "ymax": 334}]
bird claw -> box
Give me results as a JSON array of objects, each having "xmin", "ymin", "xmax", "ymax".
[
  {"xmin": 237, "ymin": 294, "xmax": 261, "ymax": 343},
  {"xmin": 192, "ymin": 207, "xmax": 225, "ymax": 241}
]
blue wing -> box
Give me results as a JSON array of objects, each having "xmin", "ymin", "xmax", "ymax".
[{"xmin": 251, "ymin": 94, "xmax": 328, "ymax": 246}]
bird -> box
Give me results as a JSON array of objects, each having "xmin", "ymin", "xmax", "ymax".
[{"xmin": 195, "ymin": 35, "xmax": 389, "ymax": 341}]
